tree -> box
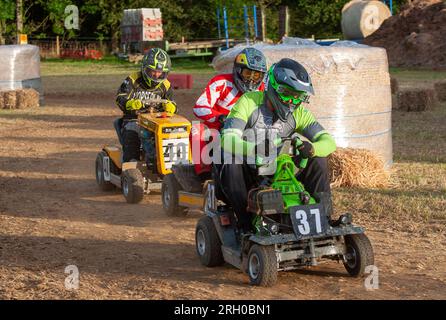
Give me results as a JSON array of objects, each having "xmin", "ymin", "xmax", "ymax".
[
  {"xmin": 16, "ymin": 0, "xmax": 22, "ymax": 42},
  {"xmin": 0, "ymin": 0, "xmax": 15, "ymax": 44}
]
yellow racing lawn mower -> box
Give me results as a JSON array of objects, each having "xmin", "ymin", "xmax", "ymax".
[{"xmin": 95, "ymin": 98, "xmax": 191, "ymax": 203}]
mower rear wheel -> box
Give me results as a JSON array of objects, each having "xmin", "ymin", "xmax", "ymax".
[
  {"xmin": 247, "ymin": 244, "xmax": 278, "ymax": 287},
  {"xmin": 162, "ymin": 173, "xmax": 188, "ymax": 216},
  {"xmin": 195, "ymin": 216, "xmax": 224, "ymax": 267},
  {"xmin": 95, "ymin": 151, "xmax": 114, "ymax": 191},
  {"xmin": 343, "ymin": 233, "xmax": 374, "ymax": 277},
  {"xmin": 122, "ymin": 169, "xmax": 144, "ymax": 204}
]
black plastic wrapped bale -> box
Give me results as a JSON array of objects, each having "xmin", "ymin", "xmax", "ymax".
[{"xmin": 247, "ymin": 188, "xmax": 285, "ymax": 215}]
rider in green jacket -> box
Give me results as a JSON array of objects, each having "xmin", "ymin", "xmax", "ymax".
[{"xmin": 219, "ymin": 58, "xmax": 336, "ymax": 232}]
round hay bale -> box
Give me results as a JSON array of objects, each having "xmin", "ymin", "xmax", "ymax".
[
  {"xmin": 397, "ymin": 88, "xmax": 437, "ymax": 111},
  {"xmin": 3, "ymin": 90, "xmax": 17, "ymax": 109},
  {"xmin": 434, "ymin": 81, "xmax": 446, "ymax": 101},
  {"xmin": 16, "ymin": 88, "xmax": 39, "ymax": 109},
  {"xmin": 328, "ymin": 148, "xmax": 390, "ymax": 188},
  {"xmin": 390, "ymin": 76, "xmax": 399, "ymax": 94},
  {"xmin": 213, "ymin": 40, "xmax": 393, "ymax": 168},
  {"xmin": 341, "ymin": 0, "xmax": 392, "ymax": 40}
]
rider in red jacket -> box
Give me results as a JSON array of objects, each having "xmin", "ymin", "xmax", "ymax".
[{"xmin": 192, "ymin": 47, "xmax": 267, "ymax": 175}]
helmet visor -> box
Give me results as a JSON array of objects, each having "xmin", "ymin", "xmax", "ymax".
[
  {"xmin": 143, "ymin": 67, "xmax": 168, "ymax": 82},
  {"xmin": 240, "ymin": 68, "xmax": 264, "ymax": 84},
  {"xmin": 276, "ymin": 85, "xmax": 310, "ymax": 105}
]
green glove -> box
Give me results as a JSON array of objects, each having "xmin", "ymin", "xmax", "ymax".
[{"xmin": 125, "ymin": 99, "xmax": 143, "ymax": 111}]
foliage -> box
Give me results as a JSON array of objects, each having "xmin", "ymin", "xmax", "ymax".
[
  {"xmin": 1, "ymin": 0, "xmax": 410, "ymax": 45},
  {"xmin": 0, "ymin": 0, "xmax": 16, "ymax": 44}
]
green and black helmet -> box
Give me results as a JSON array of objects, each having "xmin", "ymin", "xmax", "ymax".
[
  {"xmin": 141, "ymin": 48, "xmax": 171, "ymax": 88},
  {"xmin": 265, "ymin": 58, "xmax": 314, "ymax": 121},
  {"xmin": 233, "ymin": 47, "xmax": 267, "ymax": 93}
]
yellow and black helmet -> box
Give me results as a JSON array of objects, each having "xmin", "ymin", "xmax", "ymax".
[
  {"xmin": 233, "ymin": 47, "xmax": 267, "ymax": 93},
  {"xmin": 141, "ymin": 48, "xmax": 171, "ymax": 88}
]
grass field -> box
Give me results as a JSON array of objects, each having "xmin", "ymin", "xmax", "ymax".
[{"xmin": 41, "ymin": 56, "xmax": 215, "ymax": 76}]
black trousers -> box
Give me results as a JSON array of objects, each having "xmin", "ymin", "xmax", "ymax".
[
  {"xmin": 122, "ymin": 129, "xmax": 140, "ymax": 162},
  {"xmin": 220, "ymin": 157, "xmax": 331, "ymax": 232}
]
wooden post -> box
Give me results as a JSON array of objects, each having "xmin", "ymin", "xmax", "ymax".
[
  {"xmin": 261, "ymin": 7, "xmax": 266, "ymax": 42},
  {"xmin": 56, "ymin": 36, "xmax": 60, "ymax": 57},
  {"xmin": 279, "ymin": 6, "xmax": 290, "ymax": 40}
]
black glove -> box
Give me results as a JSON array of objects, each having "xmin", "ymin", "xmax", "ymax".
[
  {"xmin": 218, "ymin": 114, "xmax": 227, "ymax": 125},
  {"xmin": 297, "ymin": 141, "xmax": 315, "ymax": 158}
]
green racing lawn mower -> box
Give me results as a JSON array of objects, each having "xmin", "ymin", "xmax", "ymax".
[{"xmin": 163, "ymin": 136, "xmax": 374, "ymax": 286}]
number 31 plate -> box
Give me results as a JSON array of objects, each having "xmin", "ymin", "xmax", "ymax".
[{"xmin": 289, "ymin": 204, "xmax": 328, "ymax": 239}]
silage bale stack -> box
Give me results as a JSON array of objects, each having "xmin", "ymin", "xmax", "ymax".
[
  {"xmin": 0, "ymin": 45, "xmax": 43, "ymax": 106},
  {"xmin": 213, "ymin": 39, "xmax": 393, "ymax": 168}
]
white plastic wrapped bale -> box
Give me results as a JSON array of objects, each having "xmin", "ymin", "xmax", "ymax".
[
  {"xmin": 0, "ymin": 45, "xmax": 43, "ymax": 106},
  {"xmin": 212, "ymin": 39, "xmax": 393, "ymax": 168}
]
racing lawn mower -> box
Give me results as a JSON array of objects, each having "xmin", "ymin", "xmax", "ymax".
[
  {"xmin": 162, "ymin": 137, "xmax": 374, "ymax": 286},
  {"xmin": 95, "ymin": 98, "xmax": 191, "ymax": 203}
]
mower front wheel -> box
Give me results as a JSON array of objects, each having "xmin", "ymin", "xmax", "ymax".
[
  {"xmin": 122, "ymin": 169, "xmax": 144, "ymax": 204},
  {"xmin": 162, "ymin": 173, "xmax": 188, "ymax": 216},
  {"xmin": 195, "ymin": 216, "xmax": 224, "ymax": 267},
  {"xmin": 343, "ymin": 233, "xmax": 374, "ymax": 277},
  {"xmin": 247, "ymin": 244, "xmax": 278, "ymax": 287}
]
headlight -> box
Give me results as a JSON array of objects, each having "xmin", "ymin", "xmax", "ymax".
[
  {"xmin": 269, "ymin": 223, "xmax": 279, "ymax": 234},
  {"xmin": 340, "ymin": 213, "xmax": 352, "ymax": 225}
]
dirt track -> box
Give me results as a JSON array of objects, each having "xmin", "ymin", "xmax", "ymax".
[{"xmin": 0, "ymin": 74, "xmax": 445, "ymax": 299}]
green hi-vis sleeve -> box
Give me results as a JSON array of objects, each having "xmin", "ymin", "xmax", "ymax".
[
  {"xmin": 221, "ymin": 129, "xmax": 256, "ymax": 156},
  {"xmin": 312, "ymin": 132, "xmax": 336, "ymax": 158}
]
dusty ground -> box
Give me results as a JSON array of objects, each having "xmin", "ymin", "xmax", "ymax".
[{"xmin": 0, "ymin": 68, "xmax": 445, "ymax": 299}]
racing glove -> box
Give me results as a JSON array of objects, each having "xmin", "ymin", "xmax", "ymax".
[
  {"xmin": 125, "ymin": 99, "xmax": 143, "ymax": 111},
  {"xmin": 295, "ymin": 140, "xmax": 315, "ymax": 158},
  {"xmin": 163, "ymin": 100, "xmax": 177, "ymax": 114}
]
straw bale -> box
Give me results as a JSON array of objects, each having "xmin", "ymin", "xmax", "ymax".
[
  {"xmin": 434, "ymin": 81, "xmax": 446, "ymax": 101},
  {"xmin": 328, "ymin": 148, "xmax": 390, "ymax": 188},
  {"xmin": 397, "ymin": 88, "xmax": 436, "ymax": 111},
  {"xmin": 2, "ymin": 91, "xmax": 17, "ymax": 109},
  {"xmin": 391, "ymin": 76, "xmax": 399, "ymax": 94},
  {"xmin": 16, "ymin": 88, "xmax": 39, "ymax": 109}
]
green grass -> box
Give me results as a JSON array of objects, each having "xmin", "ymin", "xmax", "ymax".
[
  {"xmin": 390, "ymin": 68, "xmax": 446, "ymax": 83},
  {"xmin": 41, "ymin": 55, "xmax": 214, "ymax": 76}
]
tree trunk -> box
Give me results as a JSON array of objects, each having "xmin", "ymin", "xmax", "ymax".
[
  {"xmin": 0, "ymin": 20, "xmax": 5, "ymax": 45},
  {"xmin": 16, "ymin": 0, "xmax": 23, "ymax": 43}
]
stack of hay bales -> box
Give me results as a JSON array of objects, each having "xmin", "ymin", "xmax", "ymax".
[
  {"xmin": 0, "ymin": 45, "xmax": 43, "ymax": 106},
  {"xmin": 396, "ymin": 88, "xmax": 437, "ymax": 111},
  {"xmin": 213, "ymin": 38, "xmax": 393, "ymax": 169},
  {"xmin": 0, "ymin": 89, "xmax": 40, "ymax": 109},
  {"xmin": 434, "ymin": 81, "xmax": 446, "ymax": 102}
]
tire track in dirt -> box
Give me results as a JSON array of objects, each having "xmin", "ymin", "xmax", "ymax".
[{"xmin": 0, "ymin": 78, "xmax": 445, "ymax": 299}]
